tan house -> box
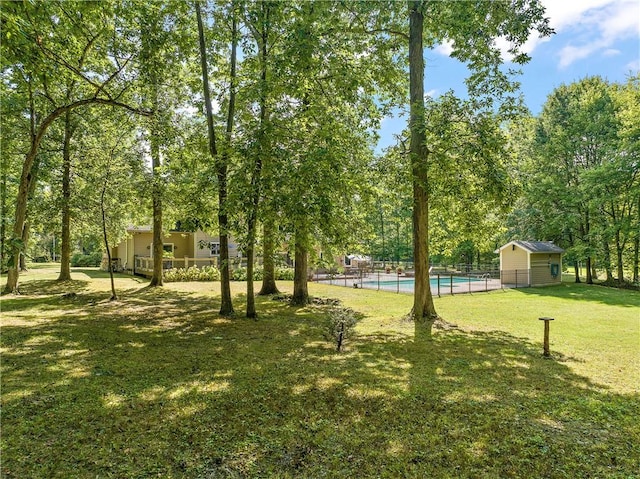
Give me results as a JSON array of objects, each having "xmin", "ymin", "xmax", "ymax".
[
  {"xmin": 496, "ymin": 240, "xmax": 564, "ymax": 287},
  {"xmin": 108, "ymin": 226, "xmax": 239, "ymax": 276}
]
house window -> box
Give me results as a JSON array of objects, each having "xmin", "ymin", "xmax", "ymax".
[
  {"xmin": 149, "ymin": 243, "xmax": 174, "ymax": 257},
  {"xmin": 209, "ymin": 242, "xmax": 220, "ymax": 256}
]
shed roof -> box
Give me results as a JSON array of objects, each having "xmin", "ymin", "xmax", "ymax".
[{"xmin": 497, "ymin": 241, "xmax": 564, "ymax": 254}]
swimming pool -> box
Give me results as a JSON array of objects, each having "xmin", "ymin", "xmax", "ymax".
[
  {"xmin": 319, "ymin": 273, "xmax": 501, "ymax": 295},
  {"xmin": 361, "ymin": 276, "xmax": 485, "ymax": 291}
]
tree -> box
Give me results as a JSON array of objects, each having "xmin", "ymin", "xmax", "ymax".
[
  {"xmin": 405, "ymin": 0, "xmax": 551, "ymax": 335},
  {"xmin": 1, "ymin": 1, "xmax": 151, "ymax": 293},
  {"xmin": 75, "ymin": 110, "xmax": 144, "ymax": 300},
  {"xmin": 523, "ymin": 77, "xmax": 620, "ymax": 283},
  {"xmin": 194, "ymin": 0, "xmax": 237, "ymax": 316}
]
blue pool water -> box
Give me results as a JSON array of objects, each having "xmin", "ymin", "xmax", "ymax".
[{"xmin": 360, "ymin": 276, "xmax": 484, "ymax": 291}]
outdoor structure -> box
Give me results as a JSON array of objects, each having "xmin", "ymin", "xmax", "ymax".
[
  {"xmin": 107, "ymin": 226, "xmax": 239, "ymax": 276},
  {"xmin": 496, "ymin": 240, "xmax": 564, "ymax": 287}
]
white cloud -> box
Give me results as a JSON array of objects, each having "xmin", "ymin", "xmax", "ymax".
[
  {"xmin": 434, "ymin": 40, "xmax": 454, "ymax": 57},
  {"xmin": 626, "ymin": 58, "xmax": 640, "ymax": 71},
  {"xmin": 603, "ymin": 48, "xmax": 622, "ymax": 56},
  {"xmin": 541, "ymin": 0, "xmax": 640, "ymax": 68}
]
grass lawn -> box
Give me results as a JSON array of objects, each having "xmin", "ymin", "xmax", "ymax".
[{"xmin": 1, "ymin": 265, "xmax": 639, "ymax": 478}]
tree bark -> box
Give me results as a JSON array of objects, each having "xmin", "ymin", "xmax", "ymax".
[
  {"xmin": 1, "ymin": 153, "xmax": 7, "ymax": 271},
  {"xmin": 245, "ymin": 2, "xmax": 271, "ymax": 317},
  {"xmin": 409, "ymin": 0, "xmax": 437, "ymax": 334},
  {"xmin": 291, "ymin": 226, "xmax": 309, "ymax": 305},
  {"xmin": 58, "ymin": 109, "xmax": 73, "ymax": 281},
  {"xmin": 633, "ymin": 198, "xmax": 639, "ymax": 284},
  {"xmin": 101, "ymin": 179, "xmax": 117, "ymax": 300},
  {"xmin": 602, "ymin": 234, "xmax": 613, "ymax": 282},
  {"xmin": 259, "ymin": 218, "xmax": 280, "ymax": 295},
  {"xmin": 220, "ymin": 2, "xmax": 237, "ymax": 315},
  {"xmin": 143, "ymin": 11, "xmax": 164, "ymax": 288},
  {"xmin": 615, "ymin": 228, "xmax": 624, "ymax": 284},
  {"xmin": 633, "ymin": 230, "xmax": 639, "ymax": 284}
]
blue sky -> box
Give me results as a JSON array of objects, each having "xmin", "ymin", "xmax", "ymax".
[{"xmin": 377, "ymin": 0, "xmax": 640, "ymax": 151}]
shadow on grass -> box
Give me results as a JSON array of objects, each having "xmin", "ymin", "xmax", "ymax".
[
  {"xmin": 1, "ymin": 287, "xmax": 638, "ymax": 478},
  {"xmin": 518, "ymin": 282, "xmax": 640, "ymax": 308},
  {"xmin": 73, "ymin": 268, "xmax": 143, "ymax": 281}
]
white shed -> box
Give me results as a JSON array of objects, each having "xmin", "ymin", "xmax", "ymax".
[{"xmin": 496, "ymin": 241, "xmax": 564, "ymax": 287}]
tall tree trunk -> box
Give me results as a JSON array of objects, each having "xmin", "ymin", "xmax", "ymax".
[
  {"xmin": 259, "ymin": 218, "xmax": 280, "ymax": 295},
  {"xmin": 101, "ymin": 180, "xmax": 117, "ymax": 301},
  {"xmin": 615, "ymin": 228, "xmax": 624, "ymax": 284},
  {"xmin": 584, "ymin": 210, "xmax": 593, "ymax": 284},
  {"xmin": 380, "ymin": 203, "xmax": 385, "ymax": 268},
  {"xmin": 245, "ymin": 155, "xmax": 261, "ymax": 317},
  {"xmin": 149, "ymin": 172, "xmax": 163, "ymax": 287},
  {"xmin": 633, "ymin": 231, "xmax": 639, "ymax": 284},
  {"xmin": 58, "ymin": 110, "xmax": 73, "ymax": 281},
  {"xmin": 19, "ymin": 221, "xmax": 30, "ymax": 271},
  {"xmin": 196, "ymin": 0, "xmax": 234, "ymax": 314},
  {"xmin": 409, "ymin": 0, "xmax": 437, "ymax": 334},
  {"xmin": 143, "ymin": 13, "xmax": 163, "ymax": 287},
  {"xmin": 633, "ymin": 198, "xmax": 639, "ymax": 284},
  {"xmin": 1, "ymin": 153, "xmax": 7, "ymax": 271},
  {"xmin": 602, "ymin": 235, "xmax": 613, "ymax": 281},
  {"xmin": 245, "ymin": 3, "xmax": 271, "ymax": 317},
  {"xmin": 291, "ymin": 225, "xmax": 309, "ymax": 305},
  {"xmin": 573, "ymin": 260, "xmax": 581, "ymax": 283},
  {"xmin": 220, "ymin": 3, "xmax": 238, "ymax": 315}
]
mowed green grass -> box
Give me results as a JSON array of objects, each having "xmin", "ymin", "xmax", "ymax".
[{"xmin": 1, "ymin": 265, "xmax": 639, "ymax": 478}]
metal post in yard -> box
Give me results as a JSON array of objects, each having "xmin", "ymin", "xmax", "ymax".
[
  {"xmin": 539, "ymin": 317, "xmax": 555, "ymax": 358},
  {"xmin": 515, "ymin": 270, "xmax": 518, "ymax": 289},
  {"xmin": 437, "ymin": 274, "xmax": 441, "ymax": 297},
  {"xmin": 377, "ymin": 271, "xmax": 380, "ymax": 291},
  {"xmin": 397, "ymin": 273, "xmax": 399, "ymax": 293},
  {"xmin": 468, "ymin": 275, "xmax": 471, "ymax": 293},
  {"xmin": 450, "ymin": 274, "xmax": 453, "ymax": 296}
]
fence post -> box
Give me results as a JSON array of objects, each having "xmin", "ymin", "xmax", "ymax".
[
  {"xmin": 515, "ymin": 270, "xmax": 518, "ymax": 289},
  {"xmin": 468, "ymin": 275, "xmax": 471, "ymax": 293},
  {"xmin": 397, "ymin": 273, "xmax": 399, "ymax": 294},
  {"xmin": 450, "ymin": 274, "xmax": 453, "ymax": 295},
  {"xmin": 377, "ymin": 271, "xmax": 380, "ymax": 291},
  {"xmin": 539, "ymin": 317, "xmax": 554, "ymax": 357},
  {"xmin": 437, "ymin": 273, "xmax": 441, "ymax": 297}
]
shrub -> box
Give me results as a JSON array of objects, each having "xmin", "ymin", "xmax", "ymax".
[
  {"xmin": 164, "ymin": 265, "xmax": 220, "ymax": 282},
  {"xmin": 324, "ymin": 306, "xmax": 360, "ymax": 352},
  {"xmin": 71, "ymin": 252, "xmax": 102, "ymax": 267},
  {"xmin": 275, "ymin": 267, "xmax": 295, "ymax": 280}
]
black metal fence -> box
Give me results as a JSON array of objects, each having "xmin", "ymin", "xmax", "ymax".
[
  {"xmin": 314, "ymin": 269, "xmax": 535, "ymax": 296},
  {"xmin": 315, "ymin": 270, "xmax": 503, "ymax": 296}
]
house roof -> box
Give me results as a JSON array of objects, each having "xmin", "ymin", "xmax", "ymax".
[
  {"xmin": 127, "ymin": 225, "xmax": 152, "ymax": 233},
  {"xmin": 497, "ymin": 241, "xmax": 565, "ymax": 254}
]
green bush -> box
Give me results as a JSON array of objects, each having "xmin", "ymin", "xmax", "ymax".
[
  {"xmin": 324, "ymin": 306, "xmax": 360, "ymax": 352},
  {"xmin": 274, "ymin": 267, "xmax": 295, "ymax": 280},
  {"xmin": 162, "ymin": 265, "xmax": 295, "ymax": 282},
  {"xmin": 164, "ymin": 265, "xmax": 220, "ymax": 282},
  {"xmin": 71, "ymin": 252, "xmax": 102, "ymax": 267}
]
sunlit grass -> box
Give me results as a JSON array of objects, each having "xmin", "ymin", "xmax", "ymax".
[{"xmin": 1, "ymin": 265, "xmax": 639, "ymax": 478}]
